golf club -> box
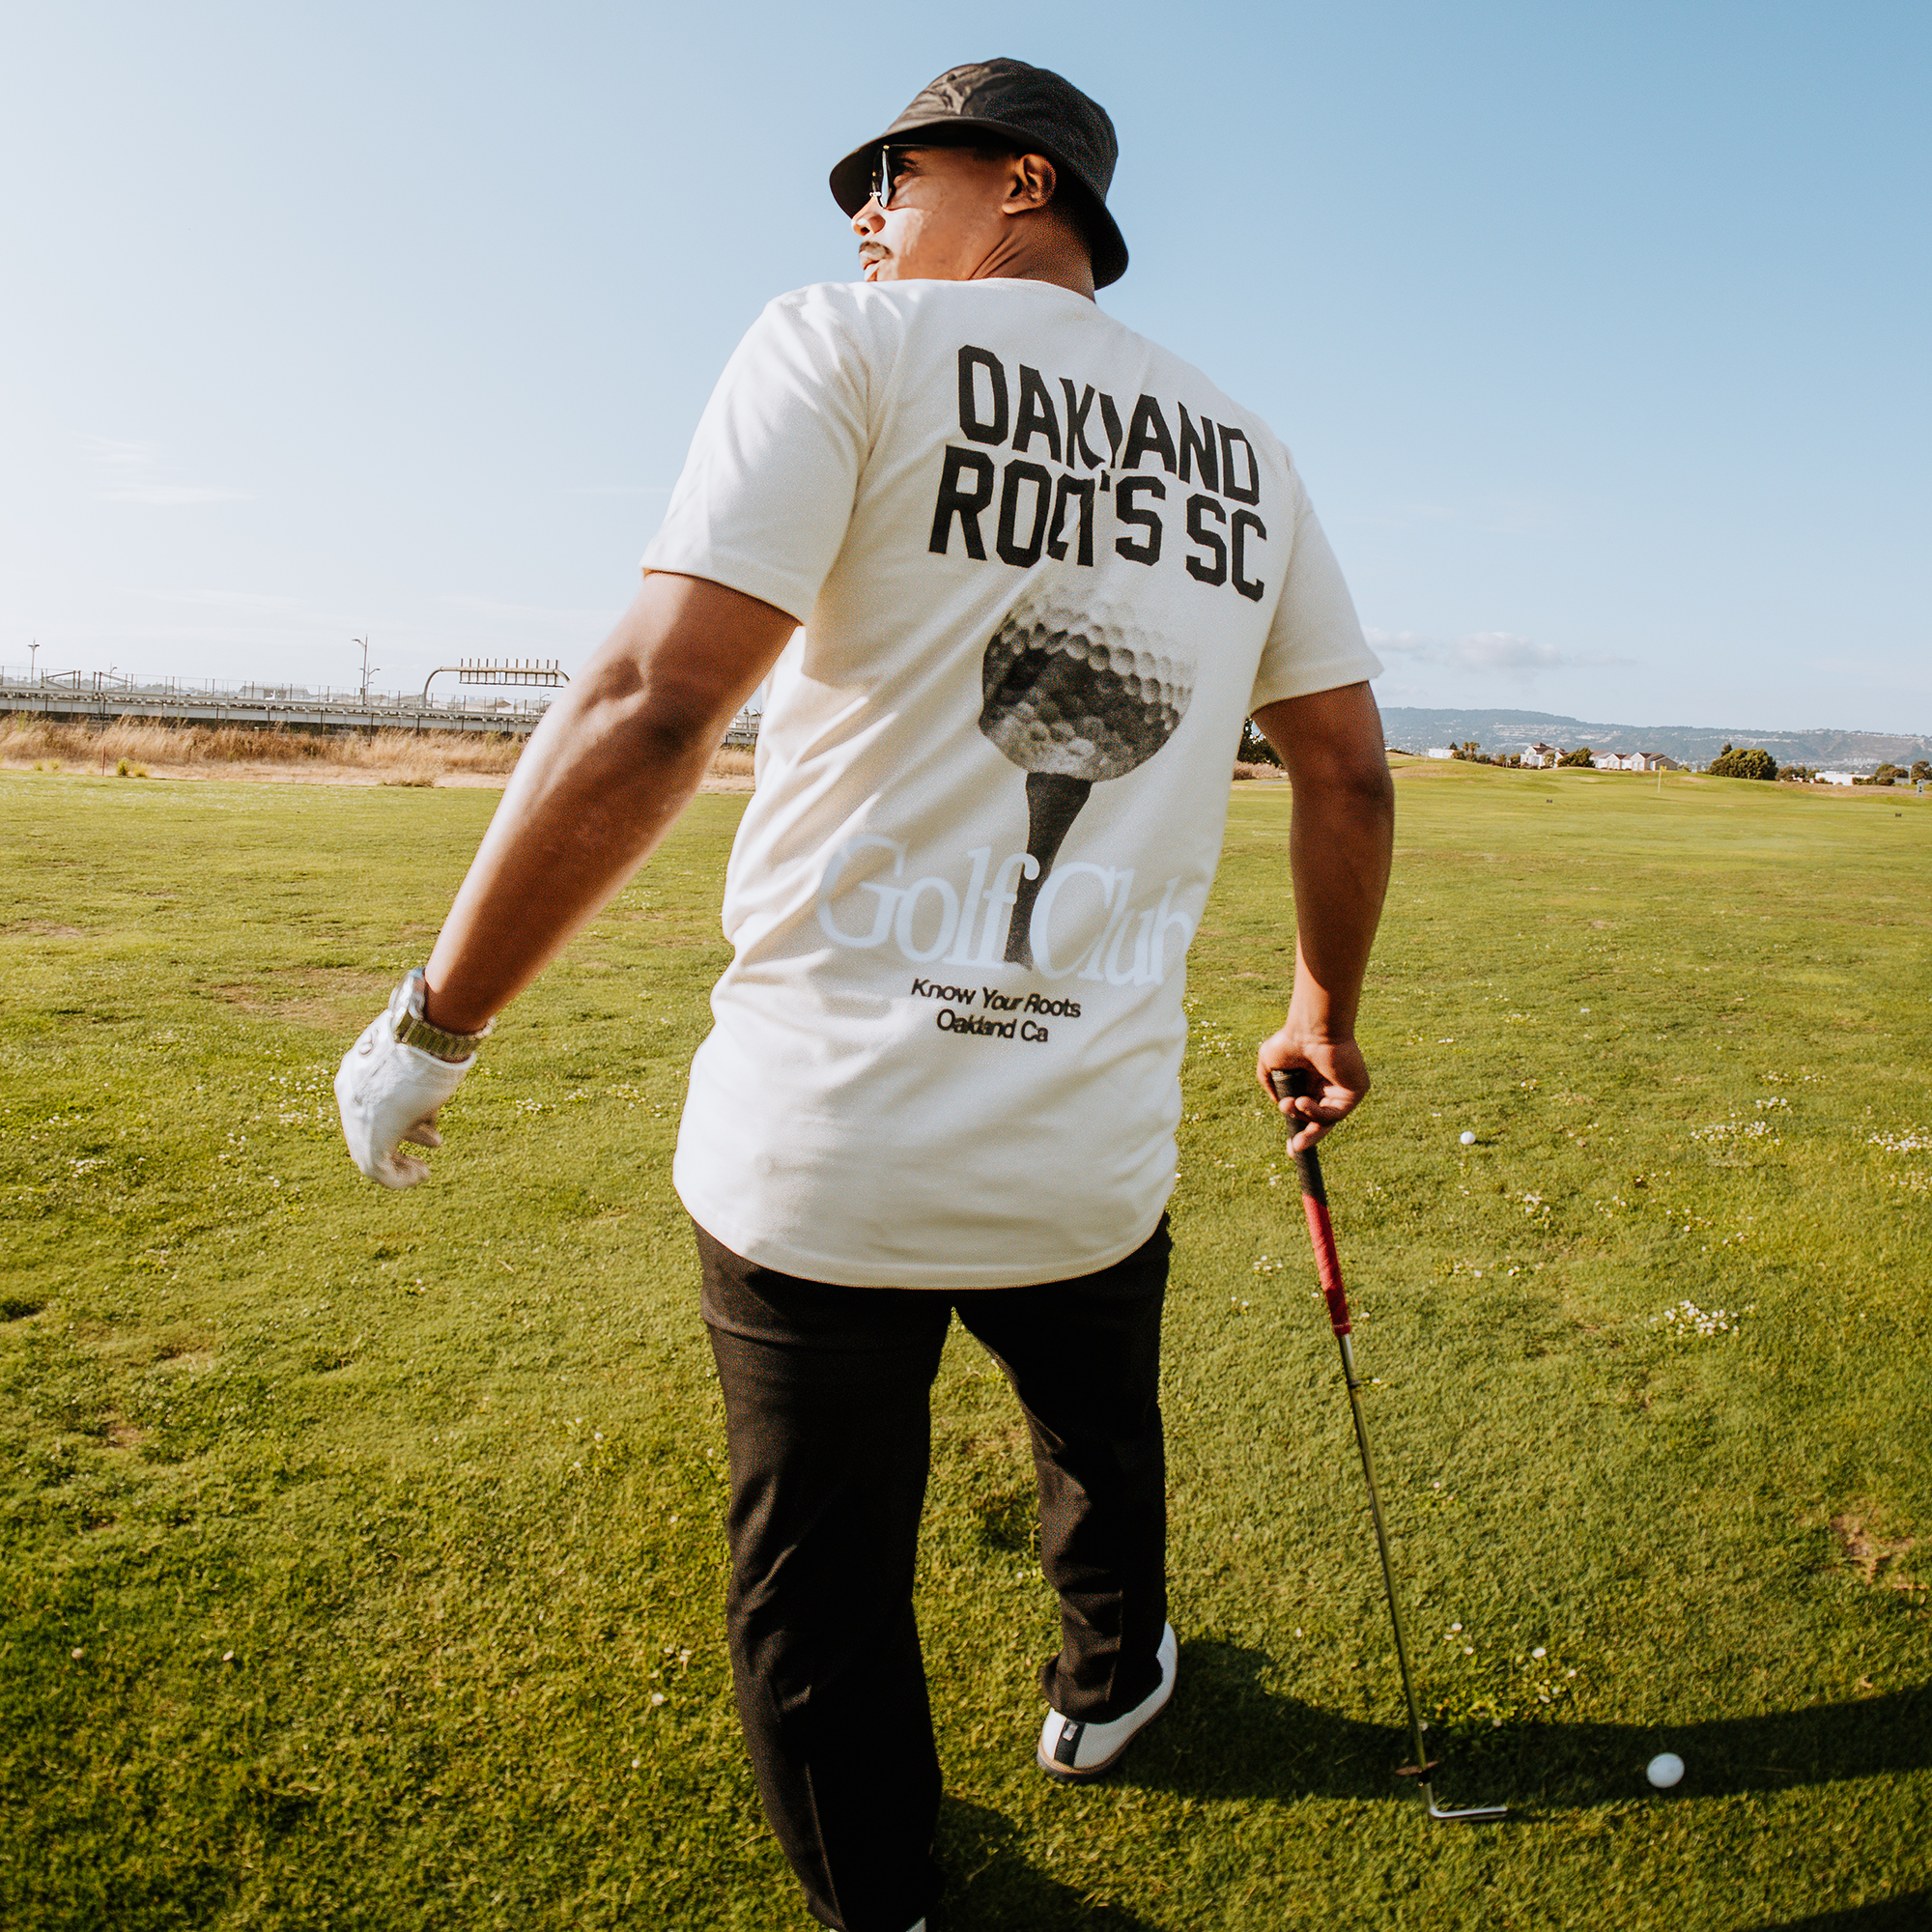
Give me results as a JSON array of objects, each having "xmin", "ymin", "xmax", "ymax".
[{"xmin": 1269, "ymin": 1069, "xmax": 1508, "ymax": 1824}]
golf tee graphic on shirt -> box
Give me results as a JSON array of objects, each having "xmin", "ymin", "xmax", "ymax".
[
  {"xmin": 810, "ymin": 586, "xmax": 1200, "ymax": 990},
  {"xmin": 977, "ymin": 590, "xmax": 1193, "ymax": 967}
]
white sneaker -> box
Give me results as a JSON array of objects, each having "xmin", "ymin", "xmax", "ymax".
[{"xmin": 1035, "ymin": 1623, "xmax": 1177, "ymax": 1780}]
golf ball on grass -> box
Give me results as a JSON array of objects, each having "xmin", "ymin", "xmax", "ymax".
[
  {"xmin": 1646, "ymin": 1752, "xmax": 1685, "ymax": 1789},
  {"xmin": 1460, "ymin": 1130, "xmax": 1476, "ymax": 1146}
]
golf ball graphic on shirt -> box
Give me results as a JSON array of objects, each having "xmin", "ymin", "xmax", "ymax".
[
  {"xmin": 979, "ymin": 593, "xmax": 1195, "ymax": 967},
  {"xmin": 980, "ymin": 598, "xmax": 1192, "ymax": 781}
]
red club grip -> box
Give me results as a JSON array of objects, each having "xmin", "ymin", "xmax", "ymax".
[
  {"xmin": 1271, "ymin": 1069, "xmax": 1352, "ymax": 1335},
  {"xmin": 1300, "ymin": 1189, "xmax": 1353, "ymax": 1337}
]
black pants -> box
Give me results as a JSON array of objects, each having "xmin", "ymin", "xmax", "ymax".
[{"xmin": 696, "ymin": 1218, "xmax": 1171, "ymax": 1932}]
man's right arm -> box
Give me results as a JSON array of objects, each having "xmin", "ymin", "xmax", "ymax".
[{"xmin": 1250, "ymin": 679, "xmax": 1395, "ymax": 1151}]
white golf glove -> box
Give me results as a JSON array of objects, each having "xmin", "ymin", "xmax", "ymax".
[{"xmin": 334, "ymin": 973, "xmax": 486, "ymax": 1188}]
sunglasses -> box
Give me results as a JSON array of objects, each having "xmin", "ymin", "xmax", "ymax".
[{"xmin": 869, "ymin": 144, "xmax": 907, "ymax": 212}]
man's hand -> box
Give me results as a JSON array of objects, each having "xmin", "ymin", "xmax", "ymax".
[
  {"xmin": 1257, "ymin": 1033, "xmax": 1370, "ymax": 1153},
  {"xmin": 1248, "ymin": 681, "xmax": 1394, "ymax": 1154},
  {"xmin": 334, "ymin": 982, "xmax": 475, "ymax": 1188}
]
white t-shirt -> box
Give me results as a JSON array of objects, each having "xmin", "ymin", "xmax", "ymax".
[{"xmin": 642, "ymin": 277, "xmax": 1379, "ymax": 1288}]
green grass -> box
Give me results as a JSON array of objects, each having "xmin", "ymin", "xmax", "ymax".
[{"xmin": 2, "ymin": 761, "xmax": 1928, "ymax": 1930}]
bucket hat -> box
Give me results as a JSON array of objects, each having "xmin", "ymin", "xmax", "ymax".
[{"xmin": 829, "ymin": 58, "xmax": 1128, "ymax": 288}]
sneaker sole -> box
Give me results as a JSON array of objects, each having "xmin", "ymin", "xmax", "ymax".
[{"xmin": 1034, "ymin": 1683, "xmax": 1173, "ymax": 1782}]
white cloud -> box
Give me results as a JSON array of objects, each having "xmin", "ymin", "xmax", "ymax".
[
  {"xmin": 1451, "ymin": 631, "xmax": 1566, "ymax": 673},
  {"xmin": 1364, "ymin": 629, "xmax": 1434, "ymax": 657},
  {"xmin": 82, "ymin": 436, "xmax": 250, "ymax": 506},
  {"xmin": 1366, "ymin": 627, "xmax": 1631, "ymax": 684}
]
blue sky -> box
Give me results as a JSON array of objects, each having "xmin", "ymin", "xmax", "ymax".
[{"xmin": 3, "ymin": 1, "xmax": 1925, "ymax": 732}]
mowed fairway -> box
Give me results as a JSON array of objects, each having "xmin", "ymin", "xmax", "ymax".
[{"xmin": 2, "ymin": 760, "xmax": 1928, "ymax": 1930}]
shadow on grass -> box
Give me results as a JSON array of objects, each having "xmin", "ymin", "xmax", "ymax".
[
  {"xmin": 1756, "ymin": 1901, "xmax": 1930, "ymax": 1931},
  {"xmin": 935, "ymin": 1801, "xmax": 1159, "ymax": 1930},
  {"xmin": 1128, "ymin": 1640, "xmax": 1932, "ymax": 1812}
]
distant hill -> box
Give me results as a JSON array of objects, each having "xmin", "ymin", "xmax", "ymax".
[{"xmin": 1376, "ymin": 707, "xmax": 1932, "ymax": 773}]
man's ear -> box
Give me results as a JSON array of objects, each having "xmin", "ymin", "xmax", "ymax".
[{"xmin": 1005, "ymin": 152, "xmax": 1058, "ymax": 213}]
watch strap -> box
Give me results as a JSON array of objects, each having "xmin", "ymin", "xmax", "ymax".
[{"xmin": 391, "ymin": 969, "xmax": 492, "ymax": 1064}]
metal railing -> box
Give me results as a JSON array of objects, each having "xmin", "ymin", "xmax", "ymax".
[
  {"xmin": 0, "ymin": 665, "xmax": 556, "ymax": 736},
  {"xmin": 0, "ymin": 665, "xmax": 761, "ymax": 744}
]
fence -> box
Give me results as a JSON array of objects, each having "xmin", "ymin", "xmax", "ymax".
[
  {"xmin": 0, "ymin": 666, "xmax": 760, "ymax": 745},
  {"xmin": 0, "ymin": 666, "xmax": 558, "ymax": 737}
]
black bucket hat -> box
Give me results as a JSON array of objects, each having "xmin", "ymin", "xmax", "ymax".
[{"xmin": 829, "ymin": 58, "xmax": 1128, "ymax": 289}]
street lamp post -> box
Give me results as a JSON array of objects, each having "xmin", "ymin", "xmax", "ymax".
[{"xmin": 355, "ymin": 636, "xmax": 380, "ymax": 708}]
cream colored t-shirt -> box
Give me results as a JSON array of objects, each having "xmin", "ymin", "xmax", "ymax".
[{"xmin": 642, "ymin": 277, "xmax": 1379, "ymax": 1287}]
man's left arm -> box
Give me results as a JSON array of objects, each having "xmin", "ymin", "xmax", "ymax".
[{"xmin": 1250, "ymin": 680, "xmax": 1395, "ymax": 1151}]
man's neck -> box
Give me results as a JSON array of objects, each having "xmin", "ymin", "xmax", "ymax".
[{"xmin": 962, "ymin": 228, "xmax": 1096, "ymax": 301}]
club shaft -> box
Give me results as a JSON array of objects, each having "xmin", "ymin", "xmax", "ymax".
[
  {"xmin": 1337, "ymin": 1336, "xmax": 1434, "ymax": 1803},
  {"xmin": 1279, "ymin": 1114, "xmax": 1504, "ymax": 1820},
  {"xmin": 1299, "ymin": 1139, "xmax": 1435, "ymax": 1804}
]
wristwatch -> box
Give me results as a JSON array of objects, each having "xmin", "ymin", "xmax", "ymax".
[{"xmin": 391, "ymin": 968, "xmax": 493, "ymax": 1064}]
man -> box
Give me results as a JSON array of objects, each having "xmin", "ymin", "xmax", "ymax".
[{"xmin": 336, "ymin": 58, "xmax": 1392, "ymax": 1932}]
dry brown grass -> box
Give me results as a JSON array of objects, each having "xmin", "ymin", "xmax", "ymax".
[
  {"xmin": 0, "ymin": 717, "xmax": 525, "ymax": 776},
  {"xmin": 0, "ymin": 717, "xmax": 756, "ymax": 788},
  {"xmin": 0, "ymin": 720, "xmax": 1284, "ymax": 794},
  {"xmin": 1831, "ymin": 1511, "xmax": 1923, "ymax": 1591}
]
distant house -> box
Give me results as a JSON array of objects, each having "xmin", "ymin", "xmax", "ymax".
[
  {"xmin": 1425, "ymin": 747, "xmax": 1456, "ymax": 760},
  {"xmin": 1815, "ymin": 770, "xmax": 1856, "ymax": 786},
  {"xmin": 1521, "ymin": 742, "xmax": 1561, "ymax": 768},
  {"xmin": 1596, "ymin": 752, "xmax": 1634, "ymax": 771}
]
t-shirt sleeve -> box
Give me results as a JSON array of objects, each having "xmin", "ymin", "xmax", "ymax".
[
  {"xmin": 640, "ymin": 288, "xmax": 872, "ymax": 623},
  {"xmin": 1247, "ymin": 465, "xmax": 1382, "ymax": 712}
]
